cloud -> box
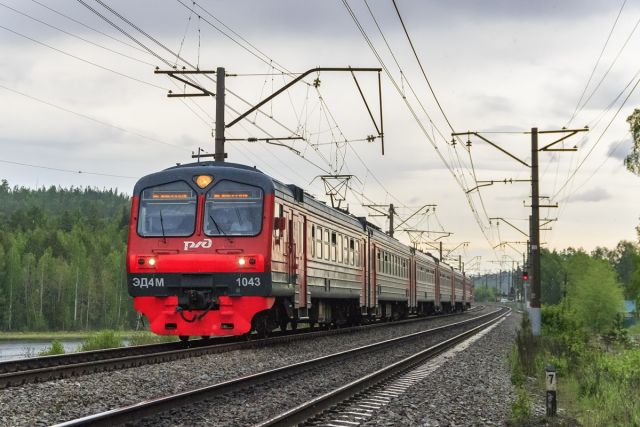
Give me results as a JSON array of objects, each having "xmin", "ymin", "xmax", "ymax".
[
  {"xmin": 570, "ymin": 187, "xmax": 611, "ymax": 202},
  {"xmin": 607, "ymin": 138, "xmax": 633, "ymax": 161},
  {"xmin": 469, "ymin": 94, "xmax": 514, "ymax": 113}
]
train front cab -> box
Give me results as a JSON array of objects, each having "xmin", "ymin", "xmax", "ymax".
[{"xmin": 127, "ymin": 165, "xmax": 276, "ymax": 337}]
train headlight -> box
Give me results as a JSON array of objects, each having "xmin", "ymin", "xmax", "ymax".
[
  {"xmin": 137, "ymin": 256, "xmax": 157, "ymax": 269},
  {"xmin": 238, "ymin": 257, "xmax": 246, "ymax": 266},
  {"xmin": 194, "ymin": 175, "xmax": 213, "ymax": 189}
]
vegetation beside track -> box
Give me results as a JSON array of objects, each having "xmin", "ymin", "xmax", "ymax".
[
  {"xmin": 1, "ymin": 330, "xmax": 176, "ymax": 360},
  {"xmin": 509, "ymin": 246, "xmax": 640, "ymax": 426}
]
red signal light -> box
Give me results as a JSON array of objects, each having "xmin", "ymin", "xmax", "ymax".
[{"xmin": 523, "ymin": 271, "xmax": 529, "ymax": 281}]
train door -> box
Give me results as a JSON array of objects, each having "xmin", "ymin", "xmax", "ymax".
[
  {"xmin": 435, "ymin": 264, "xmax": 441, "ymax": 311},
  {"xmin": 450, "ymin": 270, "xmax": 455, "ymax": 306},
  {"xmin": 291, "ymin": 212, "xmax": 308, "ymax": 310},
  {"xmin": 360, "ymin": 237, "xmax": 366, "ymax": 310},
  {"xmin": 462, "ymin": 274, "xmax": 467, "ymax": 306},
  {"xmin": 371, "ymin": 242, "xmax": 378, "ymax": 311},
  {"xmin": 409, "ymin": 257, "xmax": 416, "ymax": 314},
  {"xmin": 364, "ymin": 230, "xmax": 373, "ymax": 312}
]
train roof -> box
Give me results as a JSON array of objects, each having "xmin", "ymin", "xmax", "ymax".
[
  {"xmin": 134, "ymin": 162, "xmax": 461, "ymax": 268},
  {"xmin": 273, "ymin": 180, "xmax": 367, "ymax": 232},
  {"xmin": 133, "ymin": 161, "xmax": 274, "ymax": 194}
]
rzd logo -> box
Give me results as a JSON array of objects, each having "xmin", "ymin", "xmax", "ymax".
[{"xmin": 183, "ymin": 238, "xmax": 212, "ymax": 251}]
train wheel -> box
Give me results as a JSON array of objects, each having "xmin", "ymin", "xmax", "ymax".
[
  {"xmin": 279, "ymin": 318, "xmax": 288, "ymax": 332},
  {"xmin": 252, "ymin": 312, "xmax": 271, "ymax": 338},
  {"xmin": 179, "ymin": 335, "xmax": 190, "ymax": 342}
]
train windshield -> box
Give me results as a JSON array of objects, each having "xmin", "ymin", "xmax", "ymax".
[
  {"xmin": 138, "ymin": 181, "xmax": 197, "ymax": 237},
  {"xmin": 204, "ymin": 180, "xmax": 263, "ymax": 237}
]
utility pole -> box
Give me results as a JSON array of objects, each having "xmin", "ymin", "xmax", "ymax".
[
  {"xmin": 364, "ymin": 203, "xmax": 437, "ymax": 238},
  {"xmin": 453, "ymin": 126, "xmax": 588, "ymax": 335},
  {"xmin": 530, "ymin": 128, "xmax": 541, "ymax": 334},
  {"xmin": 215, "ymin": 66, "xmax": 226, "ymax": 161},
  {"xmin": 156, "ymin": 67, "xmax": 383, "ymax": 162}
]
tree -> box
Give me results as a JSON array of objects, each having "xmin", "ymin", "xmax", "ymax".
[
  {"xmin": 541, "ymin": 249, "xmax": 565, "ymax": 305},
  {"xmin": 610, "ymin": 241, "xmax": 640, "ymax": 299},
  {"xmin": 474, "ymin": 285, "xmax": 497, "ymax": 302},
  {"xmin": 626, "ymin": 108, "xmax": 640, "ymax": 176},
  {"xmin": 565, "ymin": 250, "xmax": 625, "ymax": 335},
  {"xmin": 0, "ymin": 183, "xmax": 135, "ymax": 331}
]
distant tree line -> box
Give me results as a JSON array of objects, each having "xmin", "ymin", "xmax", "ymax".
[
  {"xmin": 542, "ymin": 241, "xmax": 640, "ymax": 307},
  {"xmin": 0, "ymin": 179, "xmax": 138, "ymax": 331},
  {"xmin": 540, "ymin": 246, "xmax": 636, "ymax": 334}
]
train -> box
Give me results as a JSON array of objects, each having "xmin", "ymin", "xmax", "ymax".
[{"xmin": 126, "ymin": 161, "xmax": 473, "ymax": 339}]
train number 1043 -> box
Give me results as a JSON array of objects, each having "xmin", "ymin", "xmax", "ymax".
[{"xmin": 236, "ymin": 277, "xmax": 261, "ymax": 287}]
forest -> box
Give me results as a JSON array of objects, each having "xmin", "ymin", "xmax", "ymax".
[{"xmin": 0, "ymin": 179, "xmax": 137, "ymax": 331}]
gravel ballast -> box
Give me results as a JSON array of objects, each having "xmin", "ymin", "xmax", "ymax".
[
  {"xmin": 356, "ymin": 309, "xmax": 521, "ymax": 426},
  {"xmin": 144, "ymin": 311, "xmax": 502, "ymax": 426},
  {"xmin": 0, "ymin": 307, "xmax": 498, "ymax": 426}
]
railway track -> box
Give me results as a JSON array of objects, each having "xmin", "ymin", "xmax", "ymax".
[
  {"xmin": 263, "ymin": 308, "xmax": 510, "ymax": 426},
  {"xmin": 51, "ymin": 306, "xmax": 505, "ymax": 427},
  {"xmin": 0, "ymin": 306, "xmax": 482, "ymax": 389}
]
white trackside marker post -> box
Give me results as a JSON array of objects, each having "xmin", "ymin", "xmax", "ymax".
[{"xmin": 546, "ymin": 365, "xmax": 557, "ymax": 416}]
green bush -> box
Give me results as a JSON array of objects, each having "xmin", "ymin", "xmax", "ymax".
[
  {"xmin": 510, "ymin": 386, "xmax": 532, "ymax": 423},
  {"xmin": 38, "ymin": 340, "xmax": 65, "ymax": 356},
  {"xmin": 474, "ymin": 286, "xmax": 497, "ymax": 302},
  {"xmin": 508, "ymin": 345, "xmax": 526, "ymax": 387},
  {"xmin": 80, "ymin": 330, "xmax": 123, "ymax": 351},
  {"xmin": 542, "ymin": 304, "xmax": 587, "ymax": 364},
  {"xmin": 542, "ymin": 306, "xmax": 640, "ymax": 426}
]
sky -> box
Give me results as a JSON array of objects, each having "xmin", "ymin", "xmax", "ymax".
[{"xmin": 1, "ymin": 0, "xmax": 640, "ymax": 274}]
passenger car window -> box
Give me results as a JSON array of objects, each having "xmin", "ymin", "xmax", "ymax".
[{"xmin": 137, "ymin": 181, "xmax": 196, "ymax": 237}]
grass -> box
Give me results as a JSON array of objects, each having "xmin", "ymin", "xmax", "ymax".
[
  {"xmin": 3, "ymin": 330, "xmax": 178, "ymax": 360},
  {"xmin": 79, "ymin": 330, "xmax": 123, "ymax": 351},
  {"xmin": 38, "ymin": 340, "xmax": 65, "ymax": 356},
  {"xmin": 78, "ymin": 330, "xmax": 176, "ymax": 350},
  {"xmin": 510, "ymin": 386, "xmax": 532, "ymax": 423},
  {"xmin": 2, "ymin": 329, "xmax": 178, "ymax": 355},
  {"xmin": 127, "ymin": 331, "xmax": 177, "ymax": 346},
  {"xmin": 628, "ymin": 321, "xmax": 640, "ymax": 335}
]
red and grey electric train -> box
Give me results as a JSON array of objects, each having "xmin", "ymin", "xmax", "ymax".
[{"xmin": 127, "ymin": 162, "xmax": 473, "ymax": 339}]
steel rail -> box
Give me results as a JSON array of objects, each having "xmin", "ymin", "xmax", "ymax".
[
  {"xmin": 52, "ymin": 307, "xmax": 499, "ymax": 427},
  {"xmin": 1, "ymin": 306, "xmax": 482, "ymax": 389},
  {"xmin": 259, "ymin": 307, "xmax": 510, "ymax": 426}
]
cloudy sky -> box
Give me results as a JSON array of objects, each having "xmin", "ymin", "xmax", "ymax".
[{"xmin": 1, "ymin": 0, "xmax": 640, "ymax": 274}]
